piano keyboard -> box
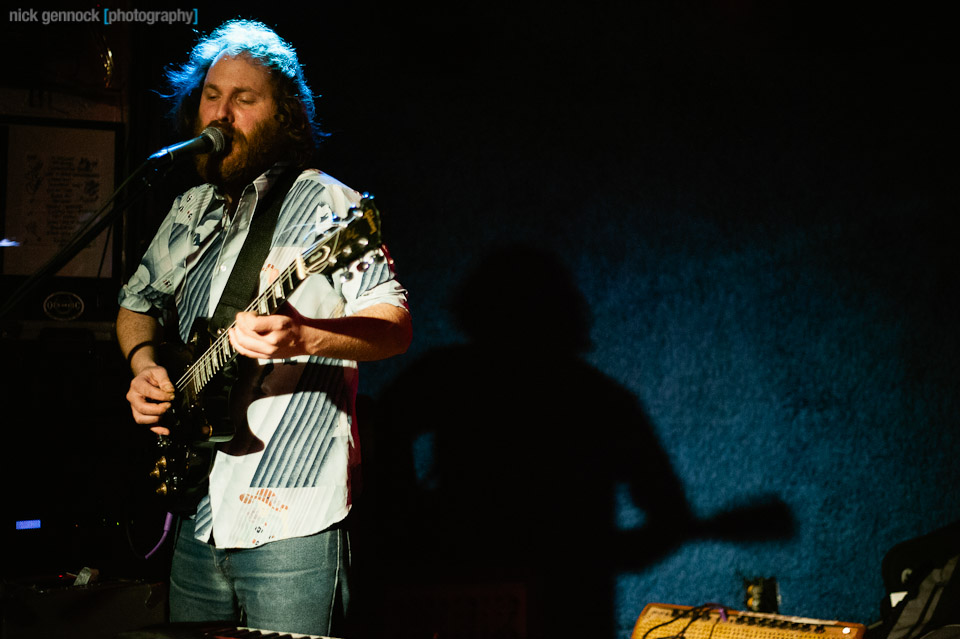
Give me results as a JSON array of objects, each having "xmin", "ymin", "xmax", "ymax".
[
  {"xmin": 114, "ymin": 625, "xmax": 339, "ymax": 638},
  {"xmin": 205, "ymin": 628, "xmax": 337, "ymax": 639}
]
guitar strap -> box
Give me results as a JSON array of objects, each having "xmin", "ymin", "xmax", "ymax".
[{"xmin": 209, "ymin": 167, "xmax": 301, "ymax": 334}]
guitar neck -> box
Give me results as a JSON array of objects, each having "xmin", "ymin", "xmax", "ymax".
[
  {"xmin": 176, "ymin": 257, "xmax": 306, "ymax": 395},
  {"xmin": 174, "ymin": 197, "xmax": 381, "ymax": 397}
]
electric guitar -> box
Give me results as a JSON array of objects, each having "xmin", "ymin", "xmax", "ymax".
[{"xmin": 148, "ymin": 196, "xmax": 383, "ymax": 504}]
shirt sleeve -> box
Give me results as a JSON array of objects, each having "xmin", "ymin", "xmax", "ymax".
[
  {"xmin": 272, "ymin": 171, "xmax": 409, "ymax": 319},
  {"xmin": 118, "ymin": 184, "xmax": 224, "ymax": 315},
  {"xmin": 117, "ymin": 196, "xmax": 184, "ymax": 315},
  {"xmin": 340, "ymin": 246, "xmax": 409, "ymax": 315}
]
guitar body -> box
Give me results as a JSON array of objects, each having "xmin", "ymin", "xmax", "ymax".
[
  {"xmin": 163, "ymin": 318, "xmax": 243, "ymax": 442},
  {"xmin": 146, "ymin": 196, "xmax": 384, "ymax": 507},
  {"xmin": 150, "ymin": 321, "xmax": 238, "ymax": 510}
]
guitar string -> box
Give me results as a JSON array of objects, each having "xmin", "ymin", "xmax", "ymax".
[
  {"xmin": 175, "ymin": 260, "xmax": 301, "ymax": 392},
  {"xmin": 173, "ymin": 223, "xmax": 352, "ymax": 392}
]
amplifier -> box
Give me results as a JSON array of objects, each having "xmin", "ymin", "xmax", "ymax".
[{"xmin": 632, "ymin": 603, "xmax": 866, "ymax": 639}]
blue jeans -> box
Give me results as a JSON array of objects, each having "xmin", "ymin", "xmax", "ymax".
[{"xmin": 169, "ymin": 517, "xmax": 350, "ymax": 636}]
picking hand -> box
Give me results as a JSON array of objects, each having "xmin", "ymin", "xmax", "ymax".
[{"xmin": 126, "ymin": 364, "xmax": 175, "ymax": 435}]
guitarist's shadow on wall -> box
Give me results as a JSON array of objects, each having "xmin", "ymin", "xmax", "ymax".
[{"xmin": 358, "ymin": 243, "xmax": 795, "ymax": 639}]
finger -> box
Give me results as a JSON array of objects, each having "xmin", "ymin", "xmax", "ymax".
[
  {"xmin": 146, "ymin": 366, "xmax": 176, "ymax": 395},
  {"xmin": 232, "ymin": 314, "xmax": 266, "ymax": 345},
  {"xmin": 155, "ymin": 375, "xmax": 175, "ymax": 395},
  {"xmin": 127, "ymin": 393, "xmax": 172, "ymax": 420},
  {"xmin": 234, "ymin": 311, "xmax": 272, "ymax": 334},
  {"xmin": 130, "ymin": 366, "xmax": 175, "ymax": 401},
  {"xmin": 137, "ymin": 399, "xmax": 172, "ymax": 416},
  {"xmin": 132, "ymin": 378, "xmax": 175, "ymax": 402},
  {"xmin": 239, "ymin": 310, "xmax": 292, "ymax": 337},
  {"xmin": 233, "ymin": 310, "xmax": 254, "ymax": 329},
  {"xmin": 229, "ymin": 326, "xmax": 273, "ymax": 359},
  {"xmin": 131, "ymin": 404, "xmax": 167, "ymax": 424}
]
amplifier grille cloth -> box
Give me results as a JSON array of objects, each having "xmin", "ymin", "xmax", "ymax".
[{"xmin": 632, "ymin": 603, "xmax": 866, "ymax": 639}]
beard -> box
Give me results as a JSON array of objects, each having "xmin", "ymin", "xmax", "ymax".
[{"xmin": 193, "ymin": 116, "xmax": 287, "ymax": 194}]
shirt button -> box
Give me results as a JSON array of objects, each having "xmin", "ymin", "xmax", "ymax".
[{"xmin": 220, "ymin": 265, "xmax": 227, "ymax": 272}]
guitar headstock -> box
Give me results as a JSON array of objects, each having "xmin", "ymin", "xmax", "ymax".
[{"xmin": 301, "ymin": 195, "xmax": 384, "ymax": 277}]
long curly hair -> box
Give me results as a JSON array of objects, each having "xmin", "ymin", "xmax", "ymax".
[{"xmin": 164, "ymin": 19, "xmax": 321, "ymax": 167}]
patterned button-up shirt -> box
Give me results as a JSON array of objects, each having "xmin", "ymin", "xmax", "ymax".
[{"xmin": 119, "ymin": 165, "xmax": 408, "ymax": 548}]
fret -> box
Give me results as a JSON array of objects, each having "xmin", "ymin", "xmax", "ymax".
[{"xmin": 280, "ymin": 277, "xmax": 292, "ymax": 298}]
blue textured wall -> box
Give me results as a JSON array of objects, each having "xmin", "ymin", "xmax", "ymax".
[{"xmin": 330, "ymin": 4, "xmax": 960, "ymax": 636}]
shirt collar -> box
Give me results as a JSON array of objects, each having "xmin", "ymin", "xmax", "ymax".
[
  {"xmin": 209, "ymin": 162, "xmax": 297, "ymax": 203},
  {"xmin": 251, "ymin": 162, "xmax": 296, "ymax": 200}
]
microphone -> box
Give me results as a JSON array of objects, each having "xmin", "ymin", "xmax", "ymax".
[{"xmin": 147, "ymin": 126, "xmax": 227, "ymax": 164}]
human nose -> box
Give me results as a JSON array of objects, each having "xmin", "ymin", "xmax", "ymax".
[{"xmin": 210, "ymin": 99, "xmax": 233, "ymax": 125}]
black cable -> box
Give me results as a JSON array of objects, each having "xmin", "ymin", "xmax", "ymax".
[
  {"xmin": 641, "ymin": 604, "xmax": 729, "ymax": 639},
  {"xmin": 642, "ymin": 605, "xmax": 711, "ymax": 639}
]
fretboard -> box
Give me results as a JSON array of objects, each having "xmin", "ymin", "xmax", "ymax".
[
  {"xmin": 175, "ymin": 255, "xmax": 309, "ymax": 397},
  {"xmin": 172, "ymin": 196, "xmax": 380, "ymax": 399}
]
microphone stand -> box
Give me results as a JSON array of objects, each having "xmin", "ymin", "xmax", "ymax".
[{"xmin": 0, "ymin": 157, "xmax": 174, "ymax": 321}]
